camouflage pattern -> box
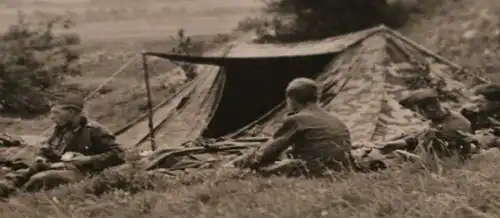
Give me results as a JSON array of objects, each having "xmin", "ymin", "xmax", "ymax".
[
  {"xmin": 117, "ymin": 43, "xmax": 239, "ymax": 153},
  {"xmin": 243, "ymin": 33, "xmax": 481, "ymax": 147},
  {"xmin": 114, "ymin": 26, "xmax": 487, "ymax": 170},
  {"xmin": 256, "ymin": 35, "xmax": 427, "ymax": 144},
  {"xmin": 115, "ymin": 26, "xmax": 384, "ymax": 152}
]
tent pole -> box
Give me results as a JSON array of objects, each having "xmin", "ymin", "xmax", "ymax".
[{"xmin": 141, "ymin": 52, "xmax": 157, "ymax": 151}]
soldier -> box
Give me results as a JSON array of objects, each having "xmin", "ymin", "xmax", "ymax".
[
  {"xmin": 462, "ymin": 83, "xmax": 500, "ymax": 130},
  {"xmin": 9, "ymin": 94, "xmax": 125, "ymax": 192},
  {"xmin": 399, "ymin": 88, "xmax": 474, "ymax": 158},
  {"xmin": 472, "ymin": 83, "xmax": 500, "ymax": 102},
  {"xmin": 230, "ymin": 78, "xmax": 355, "ymax": 177}
]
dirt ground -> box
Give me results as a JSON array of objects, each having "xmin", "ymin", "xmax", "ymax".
[{"xmin": 2, "ymin": 0, "xmax": 500, "ymax": 217}]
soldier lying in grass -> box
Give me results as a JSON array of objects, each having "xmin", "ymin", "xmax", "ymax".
[
  {"xmin": 462, "ymin": 83, "xmax": 500, "ymax": 131},
  {"xmin": 228, "ymin": 78, "xmax": 356, "ymax": 177},
  {"xmin": 0, "ymin": 94, "xmax": 125, "ymax": 195},
  {"xmin": 387, "ymin": 88, "xmax": 475, "ymax": 159}
]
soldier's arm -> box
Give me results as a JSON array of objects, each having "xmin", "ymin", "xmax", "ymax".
[
  {"xmin": 35, "ymin": 127, "xmax": 60, "ymax": 162},
  {"xmin": 88, "ymin": 126, "xmax": 125, "ymax": 168},
  {"xmin": 252, "ymin": 116, "xmax": 300, "ymax": 167}
]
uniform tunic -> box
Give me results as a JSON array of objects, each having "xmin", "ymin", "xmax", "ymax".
[
  {"xmin": 255, "ymin": 104, "xmax": 353, "ymax": 176},
  {"xmin": 40, "ymin": 116, "xmax": 125, "ymax": 172}
]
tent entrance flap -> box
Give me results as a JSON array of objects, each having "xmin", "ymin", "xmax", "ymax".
[{"xmin": 202, "ymin": 53, "xmax": 336, "ymax": 138}]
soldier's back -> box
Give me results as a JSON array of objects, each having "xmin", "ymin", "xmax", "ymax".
[{"xmin": 288, "ymin": 105, "xmax": 352, "ymax": 173}]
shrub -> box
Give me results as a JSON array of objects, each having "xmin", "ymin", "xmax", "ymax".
[
  {"xmin": 236, "ymin": 0, "xmax": 420, "ymax": 43},
  {"xmin": 0, "ymin": 12, "xmax": 81, "ymax": 116},
  {"xmin": 169, "ymin": 29, "xmax": 204, "ymax": 80}
]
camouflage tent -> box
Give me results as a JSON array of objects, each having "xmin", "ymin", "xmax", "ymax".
[{"xmin": 116, "ymin": 25, "xmax": 485, "ymax": 158}]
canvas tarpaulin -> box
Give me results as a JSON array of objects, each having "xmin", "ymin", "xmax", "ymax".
[
  {"xmin": 145, "ymin": 26, "xmax": 381, "ymax": 63},
  {"xmin": 244, "ymin": 34, "xmax": 479, "ymax": 144},
  {"xmin": 117, "ymin": 25, "xmax": 482, "ymax": 153}
]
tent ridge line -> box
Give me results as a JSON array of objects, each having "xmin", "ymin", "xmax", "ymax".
[
  {"xmin": 143, "ymin": 25, "xmax": 388, "ymax": 62},
  {"xmin": 384, "ymin": 28, "xmax": 489, "ymax": 84}
]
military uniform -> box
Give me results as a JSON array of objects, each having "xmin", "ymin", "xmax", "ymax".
[
  {"xmin": 400, "ymin": 88, "xmax": 473, "ymax": 158},
  {"xmin": 231, "ymin": 78, "xmax": 354, "ymax": 177},
  {"xmin": 472, "ymin": 83, "xmax": 500, "ymax": 102},
  {"xmin": 21, "ymin": 116, "xmax": 125, "ymax": 191},
  {"xmin": 245, "ymin": 104, "xmax": 354, "ymax": 177},
  {"xmin": 0, "ymin": 95, "xmax": 125, "ymax": 194},
  {"xmin": 462, "ymin": 83, "xmax": 500, "ymax": 130}
]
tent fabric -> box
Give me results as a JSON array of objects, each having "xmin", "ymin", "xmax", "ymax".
[
  {"xmin": 117, "ymin": 43, "xmax": 237, "ymax": 150},
  {"xmin": 252, "ymin": 35, "xmax": 479, "ymax": 144},
  {"xmin": 118, "ymin": 25, "xmax": 483, "ymax": 153},
  {"xmin": 117, "ymin": 62, "xmax": 225, "ymax": 150},
  {"xmin": 144, "ymin": 26, "xmax": 382, "ymax": 63}
]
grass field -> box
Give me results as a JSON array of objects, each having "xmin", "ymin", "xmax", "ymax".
[{"xmin": 2, "ymin": 0, "xmax": 500, "ymax": 217}]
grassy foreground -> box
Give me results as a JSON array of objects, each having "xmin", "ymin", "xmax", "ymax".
[{"xmin": 1, "ymin": 150, "xmax": 500, "ymax": 218}]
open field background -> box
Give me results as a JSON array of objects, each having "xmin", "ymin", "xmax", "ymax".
[
  {"xmin": 2, "ymin": 0, "xmax": 500, "ymax": 217},
  {"xmin": 0, "ymin": 0, "xmax": 261, "ymax": 134},
  {"xmin": 0, "ymin": 0, "xmax": 261, "ymax": 41}
]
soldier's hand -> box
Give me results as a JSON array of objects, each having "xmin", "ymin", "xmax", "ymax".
[
  {"xmin": 67, "ymin": 155, "xmax": 93, "ymax": 166},
  {"xmin": 30, "ymin": 156, "xmax": 49, "ymax": 171}
]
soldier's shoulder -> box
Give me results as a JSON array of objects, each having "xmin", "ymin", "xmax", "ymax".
[
  {"xmin": 282, "ymin": 112, "xmax": 305, "ymax": 126},
  {"xmin": 448, "ymin": 110, "xmax": 472, "ymax": 126},
  {"xmin": 85, "ymin": 119, "xmax": 114, "ymax": 135}
]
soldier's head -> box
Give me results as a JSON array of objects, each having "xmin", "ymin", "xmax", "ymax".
[
  {"xmin": 49, "ymin": 94, "xmax": 85, "ymax": 126},
  {"xmin": 472, "ymin": 83, "xmax": 500, "ymax": 102},
  {"xmin": 400, "ymin": 88, "xmax": 446, "ymax": 120},
  {"xmin": 285, "ymin": 78, "xmax": 319, "ymax": 112}
]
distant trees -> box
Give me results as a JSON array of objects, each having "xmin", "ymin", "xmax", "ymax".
[
  {"xmin": 0, "ymin": 13, "xmax": 81, "ymax": 115},
  {"xmin": 236, "ymin": 0, "xmax": 418, "ymax": 43},
  {"xmin": 170, "ymin": 29, "xmax": 203, "ymax": 80}
]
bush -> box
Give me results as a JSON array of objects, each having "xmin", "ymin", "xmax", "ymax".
[
  {"xmin": 170, "ymin": 29, "xmax": 204, "ymax": 80},
  {"xmin": 236, "ymin": 0, "xmax": 419, "ymax": 43},
  {"xmin": 0, "ymin": 12, "xmax": 81, "ymax": 116}
]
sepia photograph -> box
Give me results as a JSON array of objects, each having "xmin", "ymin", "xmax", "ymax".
[{"xmin": 1, "ymin": 0, "xmax": 500, "ymax": 217}]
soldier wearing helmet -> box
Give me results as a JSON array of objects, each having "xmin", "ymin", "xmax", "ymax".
[
  {"xmin": 462, "ymin": 83, "xmax": 500, "ymax": 130},
  {"xmin": 400, "ymin": 88, "xmax": 471, "ymax": 133},
  {"xmin": 399, "ymin": 88, "xmax": 473, "ymax": 157},
  {"xmin": 472, "ymin": 83, "xmax": 500, "ymax": 102},
  {"xmin": 230, "ymin": 78, "xmax": 355, "ymax": 177}
]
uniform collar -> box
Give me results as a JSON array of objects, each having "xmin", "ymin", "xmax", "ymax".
[
  {"xmin": 56, "ymin": 116, "xmax": 88, "ymax": 133},
  {"xmin": 285, "ymin": 103, "xmax": 319, "ymax": 117}
]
